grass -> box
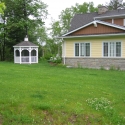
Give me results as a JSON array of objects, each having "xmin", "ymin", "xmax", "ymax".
[{"xmin": 0, "ymin": 60, "xmax": 125, "ymax": 124}]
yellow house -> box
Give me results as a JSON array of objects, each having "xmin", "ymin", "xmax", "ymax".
[{"xmin": 61, "ymin": 7, "xmax": 125, "ymax": 69}]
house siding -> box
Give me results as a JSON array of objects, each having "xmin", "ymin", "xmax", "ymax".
[
  {"xmin": 63, "ymin": 37, "xmax": 125, "ymax": 69},
  {"xmin": 65, "ymin": 38, "xmax": 125, "ymax": 57},
  {"xmin": 65, "ymin": 40, "xmax": 74, "ymax": 57},
  {"xmin": 103, "ymin": 18, "xmax": 124, "ymax": 26},
  {"xmin": 91, "ymin": 40, "xmax": 102, "ymax": 57},
  {"xmin": 70, "ymin": 24, "xmax": 124, "ymax": 35},
  {"xmin": 114, "ymin": 18, "xmax": 124, "ymax": 26},
  {"xmin": 103, "ymin": 19, "xmax": 112, "ymax": 23}
]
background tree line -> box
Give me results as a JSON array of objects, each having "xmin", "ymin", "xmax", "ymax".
[
  {"xmin": 0, "ymin": 0, "xmax": 124, "ymax": 61},
  {"xmin": 0, "ymin": 0, "xmax": 48, "ymax": 61}
]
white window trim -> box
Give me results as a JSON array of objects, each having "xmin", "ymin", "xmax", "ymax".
[
  {"xmin": 102, "ymin": 41, "xmax": 122, "ymax": 58},
  {"xmin": 74, "ymin": 42, "xmax": 91, "ymax": 57}
]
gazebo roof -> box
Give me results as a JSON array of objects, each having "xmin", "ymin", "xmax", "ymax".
[
  {"xmin": 14, "ymin": 41, "xmax": 38, "ymax": 47},
  {"xmin": 13, "ymin": 36, "xmax": 38, "ymax": 47}
]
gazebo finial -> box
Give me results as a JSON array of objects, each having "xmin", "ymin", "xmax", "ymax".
[{"xmin": 24, "ymin": 35, "xmax": 28, "ymax": 41}]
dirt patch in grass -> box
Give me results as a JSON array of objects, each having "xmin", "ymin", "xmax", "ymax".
[{"xmin": 68, "ymin": 114, "xmax": 78, "ymax": 124}]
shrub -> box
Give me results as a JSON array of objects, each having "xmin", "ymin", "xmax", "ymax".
[{"xmin": 49, "ymin": 56, "xmax": 62, "ymax": 64}]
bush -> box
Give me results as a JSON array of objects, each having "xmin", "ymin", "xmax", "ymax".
[{"xmin": 49, "ymin": 56, "xmax": 62, "ymax": 64}]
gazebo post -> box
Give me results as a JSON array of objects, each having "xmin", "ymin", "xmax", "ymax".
[
  {"xmin": 29, "ymin": 47, "xmax": 31, "ymax": 64},
  {"xmin": 14, "ymin": 48, "xmax": 15, "ymax": 63},
  {"xmin": 20, "ymin": 47, "xmax": 21, "ymax": 64},
  {"xmin": 37, "ymin": 48, "xmax": 38, "ymax": 63}
]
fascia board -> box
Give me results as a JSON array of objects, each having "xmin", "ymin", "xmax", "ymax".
[
  {"xmin": 60, "ymin": 33, "xmax": 125, "ymax": 39},
  {"xmin": 94, "ymin": 14, "xmax": 125, "ymax": 20}
]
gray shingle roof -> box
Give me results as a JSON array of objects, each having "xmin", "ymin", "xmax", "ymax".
[
  {"xmin": 69, "ymin": 9, "xmax": 125, "ymax": 32},
  {"xmin": 14, "ymin": 41, "xmax": 38, "ymax": 47},
  {"xmin": 69, "ymin": 12, "xmax": 97, "ymax": 32}
]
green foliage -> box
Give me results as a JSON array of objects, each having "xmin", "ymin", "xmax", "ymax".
[
  {"xmin": 43, "ymin": 38, "xmax": 60, "ymax": 58},
  {"xmin": 44, "ymin": 53, "xmax": 52, "ymax": 60},
  {"xmin": 106, "ymin": 0, "xmax": 125, "ymax": 10},
  {"xmin": 86, "ymin": 97, "xmax": 125, "ymax": 124},
  {"xmin": 86, "ymin": 97, "xmax": 112, "ymax": 111},
  {"xmin": 0, "ymin": 0, "xmax": 48, "ymax": 61},
  {"xmin": 0, "ymin": 2, "xmax": 5, "ymax": 14},
  {"xmin": 49, "ymin": 56, "xmax": 62, "ymax": 64}
]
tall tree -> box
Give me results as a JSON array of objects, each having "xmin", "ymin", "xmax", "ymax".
[
  {"xmin": 0, "ymin": 2, "xmax": 5, "ymax": 61},
  {"xmin": 0, "ymin": 0, "xmax": 48, "ymax": 61},
  {"xmin": 50, "ymin": 20, "xmax": 62, "ymax": 56},
  {"xmin": 106, "ymin": 0, "xmax": 125, "ymax": 10}
]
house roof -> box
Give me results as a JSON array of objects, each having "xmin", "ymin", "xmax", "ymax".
[
  {"xmin": 63, "ymin": 20, "xmax": 125, "ymax": 36},
  {"xmin": 68, "ymin": 9, "xmax": 125, "ymax": 32},
  {"xmin": 13, "ymin": 41, "xmax": 38, "ymax": 47}
]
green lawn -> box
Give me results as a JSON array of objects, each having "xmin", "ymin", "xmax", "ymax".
[{"xmin": 0, "ymin": 61, "xmax": 125, "ymax": 125}]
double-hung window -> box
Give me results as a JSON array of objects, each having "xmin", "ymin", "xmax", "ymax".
[
  {"xmin": 75, "ymin": 43, "xmax": 90, "ymax": 57},
  {"xmin": 103, "ymin": 42, "xmax": 121, "ymax": 57}
]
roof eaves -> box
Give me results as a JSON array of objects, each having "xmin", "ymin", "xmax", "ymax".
[
  {"xmin": 94, "ymin": 14, "xmax": 125, "ymax": 20},
  {"xmin": 13, "ymin": 45, "xmax": 39, "ymax": 47},
  {"xmin": 60, "ymin": 33, "xmax": 125, "ymax": 39}
]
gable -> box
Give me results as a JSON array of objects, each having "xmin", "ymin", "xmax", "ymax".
[
  {"xmin": 69, "ymin": 23, "xmax": 125, "ymax": 36},
  {"xmin": 67, "ymin": 9, "xmax": 125, "ymax": 34}
]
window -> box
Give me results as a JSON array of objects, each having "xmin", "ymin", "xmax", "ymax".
[
  {"xmin": 75, "ymin": 43, "xmax": 79, "ymax": 56},
  {"xmin": 103, "ymin": 42, "xmax": 121, "ymax": 57},
  {"xmin": 75, "ymin": 43, "xmax": 90, "ymax": 57}
]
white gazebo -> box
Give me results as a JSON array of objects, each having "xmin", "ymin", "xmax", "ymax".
[{"xmin": 13, "ymin": 36, "xmax": 39, "ymax": 64}]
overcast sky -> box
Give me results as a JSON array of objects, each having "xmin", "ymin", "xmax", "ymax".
[{"xmin": 41, "ymin": 0, "xmax": 125, "ymax": 26}]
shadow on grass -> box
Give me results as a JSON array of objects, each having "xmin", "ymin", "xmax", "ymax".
[{"xmin": 32, "ymin": 102, "xmax": 51, "ymax": 110}]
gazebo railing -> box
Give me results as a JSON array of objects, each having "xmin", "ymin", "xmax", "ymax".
[
  {"xmin": 15, "ymin": 57, "xmax": 20, "ymax": 63},
  {"xmin": 15, "ymin": 56, "xmax": 37, "ymax": 63},
  {"xmin": 31, "ymin": 56, "xmax": 37, "ymax": 62},
  {"xmin": 22, "ymin": 56, "xmax": 29, "ymax": 62}
]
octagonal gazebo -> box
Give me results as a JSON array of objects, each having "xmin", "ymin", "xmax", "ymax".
[{"xmin": 13, "ymin": 36, "xmax": 39, "ymax": 64}]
